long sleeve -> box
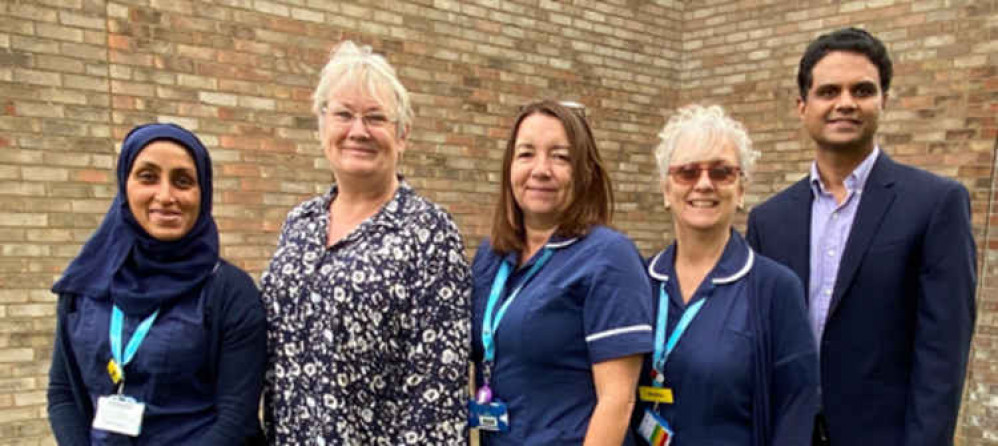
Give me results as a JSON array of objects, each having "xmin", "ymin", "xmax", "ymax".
[
  {"xmin": 399, "ymin": 217, "xmax": 471, "ymax": 444},
  {"xmin": 904, "ymin": 183, "xmax": 976, "ymax": 445},
  {"xmin": 47, "ymin": 295, "xmax": 92, "ymax": 446},
  {"xmin": 195, "ymin": 268, "xmax": 267, "ymax": 446},
  {"xmin": 767, "ymin": 269, "xmax": 820, "ymax": 446}
]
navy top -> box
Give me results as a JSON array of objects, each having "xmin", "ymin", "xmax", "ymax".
[
  {"xmin": 47, "ymin": 260, "xmax": 267, "ymax": 446},
  {"xmin": 636, "ymin": 231, "xmax": 819, "ymax": 446},
  {"xmin": 472, "ymin": 225, "xmax": 654, "ymax": 445}
]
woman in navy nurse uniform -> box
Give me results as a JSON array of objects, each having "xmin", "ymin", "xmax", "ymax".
[
  {"xmin": 471, "ymin": 100, "xmax": 654, "ymax": 445},
  {"xmin": 634, "ymin": 105, "xmax": 819, "ymax": 445},
  {"xmin": 47, "ymin": 123, "xmax": 266, "ymax": 445}
]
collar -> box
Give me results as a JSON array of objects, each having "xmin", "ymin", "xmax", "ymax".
[
  {"xmin": 500, "ymin": 233, "xmax": 580, "ymax": 267},
  {"xmin": 809, "ymin": 145, "xmax": 880, "ymax": 197},
  {"xmin": 303, "ymin": 175, "xmax": 412, "ymax": 229},
  {"xmin": 647, "ymin": 229, "xmax": 754, "ymax": 286}
]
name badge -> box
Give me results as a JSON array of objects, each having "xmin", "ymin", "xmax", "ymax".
[
  {"xmin": 637, "ymin": 408, "xmax": 673, "ymax": 446},
  {"xmin": 107, "ymin": 359, "xmax": 122, "ymax": 385},
  {"xmin": 468, "ymin": 399, "xmax": 510, "ymax": 432},
  {"xmin": 93, "ymin": 395, "xmax": 144, "ymax": 437},
  {"xmin": 639, "ymin": 385, "xmax": 674, "ymax": 404}
]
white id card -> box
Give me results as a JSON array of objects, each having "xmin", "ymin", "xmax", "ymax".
[
  {"xmin": 637, "ymin": 408, "xmax": 673, "ymax": 446},
  {"xmin": 92, "ymin": 394, "xmax": 144, "ymax": 437}
]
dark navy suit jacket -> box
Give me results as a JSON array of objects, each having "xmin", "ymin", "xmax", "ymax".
[{"xmin": 746, "ymin": 152, "xmax": 976, "ymax": 445}]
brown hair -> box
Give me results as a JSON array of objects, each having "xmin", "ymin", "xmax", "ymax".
[{"xmin": 490, "ymin": 100, "xmax": 614, "ymax": 255}]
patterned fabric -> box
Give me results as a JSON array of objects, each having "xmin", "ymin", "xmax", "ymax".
[{"xmin": 262, "ymin": 181, "xmax": 471, "ymax": 445}]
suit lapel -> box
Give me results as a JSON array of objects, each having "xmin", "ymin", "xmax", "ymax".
[
  {"xmin": 786, "ymin": 178, "xmax": 813, "ymax": 297},
  {"xmin": 829, "ymin": 153, "xmax": 897, "ymax": 316}
]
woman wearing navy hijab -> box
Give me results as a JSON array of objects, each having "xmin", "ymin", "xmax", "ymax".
[
  {"xmin": 634, "ymin": 105, "xmax": 818, "ymax": 445},
  {"xmin": 47, "ymin": 123, "xmax": 266, "ymax": 445}
]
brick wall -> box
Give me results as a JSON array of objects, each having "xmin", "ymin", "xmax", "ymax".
[
  {"xmin": 676, "ymin": 1, "xmax": 996, "ymax": 444},
  {"xmin": 0, "ymin": 0, "xmax": 681, "ymax": 443},
  {"xmin": 0, "ymin": 0, "xmax": 994, "ymax": 444}
]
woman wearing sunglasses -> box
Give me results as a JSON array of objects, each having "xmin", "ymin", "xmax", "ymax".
[
  {"xmin": 634, "ymin": 105, "xmax": 818, "ymax": 445},
  {"xmin": 471, "ymin": 100, "xmax": 653, "ymax": 445}
]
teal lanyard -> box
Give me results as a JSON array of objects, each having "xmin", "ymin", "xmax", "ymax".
[
  {"xmin": 109, "ymin": 305, "xmax": 160, "ymax": 383},
  {"xmin": 481, "ymin": 248, "xmax": 553, "ymax": 365},
  {"xmin": 651, "ymin": 282, "xmax": 706, "ymax": 387}
]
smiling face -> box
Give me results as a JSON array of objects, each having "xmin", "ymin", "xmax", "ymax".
[
  {"xmin": 126, "ymin": 140, "xmax": 201, "ymax": 241},
  {"xmin": 510, "ymin": 113, "xmax": 575, "ymax": 229},
  {"xmin": 798, "ymin": 51, "xmax": 886, "ymax": 155},
  {"xmin": 663, "ymin": 135, "xmax": 744, "ymax": 237},
  {"xmin": 320, "ymin": 83, "xmax": 406, "ymax": 184}
]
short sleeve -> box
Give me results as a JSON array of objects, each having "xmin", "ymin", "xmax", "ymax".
[{"xmin": 583, "ymin": 236, "xmax": 655, "ymax": 363}]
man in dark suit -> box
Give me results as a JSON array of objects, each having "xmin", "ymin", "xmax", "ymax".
[{"xmin": 746, "ymin": 28, "xmax": 976, "ymax": 445}]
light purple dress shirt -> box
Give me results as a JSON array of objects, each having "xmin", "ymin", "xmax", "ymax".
[{"xmin": 808, "ymin": 147, "xmax": 879, "ymax": 343}]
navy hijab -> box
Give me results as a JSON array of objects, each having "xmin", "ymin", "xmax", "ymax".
[{"xmin": 52, "ymin": 123, "xmax": 219, "ymax": 316}]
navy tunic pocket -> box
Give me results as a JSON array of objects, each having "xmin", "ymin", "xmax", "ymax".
[{"xmin": 520, "ymin": 284, "xmax": 584, "ymax": 366}]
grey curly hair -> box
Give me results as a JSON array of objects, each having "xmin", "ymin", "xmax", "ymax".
[
  {"xmin": 654, "ymin": 104, "xmax": 760, "ymax": 181},
  {"xmin": 312, "ymin": 40, "xmax": 414, "ymax": 137}
]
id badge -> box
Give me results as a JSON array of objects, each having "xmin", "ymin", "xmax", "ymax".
[
  {"xmin": 93, "ymin": 394, "xmax": 144, "ymax": 437},
  {"xmin": 468, "ymin": 399, "xmax": 510, "ymax": 432},
  {"xmin": 637, "ymin": 408, "xmax": 673, "ymax": 446},
  {"xmin": 639, "ymin": 385, "xmax": 674, "ymax": 404}
]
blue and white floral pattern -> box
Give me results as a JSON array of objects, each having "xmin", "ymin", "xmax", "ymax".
[{"xmin": 262, "ymin": 181, "xmax": 471, "ymax": 445}]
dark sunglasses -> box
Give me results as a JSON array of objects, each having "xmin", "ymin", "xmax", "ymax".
[{"xmin": 668, "ymin": 162, "xmax": 741, "ymax": 185}]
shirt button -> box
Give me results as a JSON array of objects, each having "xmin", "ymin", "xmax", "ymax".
[
  {"xmin": 824, "ymin": 289, "xmax": 832, "ymax": 296},
  {"xmin": 827, "ymin": 249, "xmax": 835, "ymax": 257}
]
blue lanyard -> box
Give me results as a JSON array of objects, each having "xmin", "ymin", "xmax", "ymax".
[
  {"xmin": 109, "ymin": 305, "xmax": 160, "ymax": 381},
  {"xmin": 481, "ymin": 248, "xmax": 553, "ymax": 364},
  {"xmin": 651, "ymin": 282, "xmax": 706, "ymax": 387}
]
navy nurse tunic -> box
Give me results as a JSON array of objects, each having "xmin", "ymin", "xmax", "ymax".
[
  {"xmin": 637, "ymin": 231, "xmax": 819, "ymax": 445},
  {"xmin": 472, "ymin": 225, "xmax": 654, "ymax": 445}
]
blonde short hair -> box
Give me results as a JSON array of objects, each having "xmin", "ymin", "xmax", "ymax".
[
  {"xmin": 312, "ymin": 41, "xmax": 414, "ymax": 136},
  {"xmin": 654, "ymin": 104, "xmax": 759, "ymax": 180}
]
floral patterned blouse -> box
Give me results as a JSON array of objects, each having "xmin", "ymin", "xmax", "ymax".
[{"xmin": 261, "ymin": 180, "xmax": 471, "ymax": 445}]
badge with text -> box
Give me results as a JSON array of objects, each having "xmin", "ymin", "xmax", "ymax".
[
  {"xmin": 637, "ymin": 408, "xmax": 673, "ymax": 446},
  {"xmin": 639, "ymin": 385, "xmax": 674, "ymax": 404},
  {"xmin": 107, "ymin": 359, "xmax": 122, "ymax": 385},
  {"xmin": 468, "ymin": 399, "xmax": 510, "ymax": 432},
  {"xmin": 92, "ymin": 394, "xmax": 144, "ymax": 437}
]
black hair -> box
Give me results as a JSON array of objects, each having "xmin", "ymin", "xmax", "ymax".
[{"xmin": 797, "ymin": 27, "xmax": 892, "ymax": 100}]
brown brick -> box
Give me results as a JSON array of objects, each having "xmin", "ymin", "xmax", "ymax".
[
  {"xmin": 58, "ymin": 11, "xmax": 104, "ymax": 30},
  {"xmin": 1, "ymin": 1, "xmax": 995, "ymax": 444},
  {"xmin": 7, "ymin": 4, "xmax": 58, "ymax": 23}
]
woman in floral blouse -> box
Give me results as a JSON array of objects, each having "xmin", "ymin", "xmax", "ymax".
[{"xmin": 261, "ymin": 40, "xmax": 471, "ymax": 445}]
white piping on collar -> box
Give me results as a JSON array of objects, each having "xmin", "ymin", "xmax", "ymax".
[
  {"xmin": 647, "ymin": 250, "xmax": 669, "ymax": 282},
  {"xmin": 712, "ymin": 249, "xmax": 754, "ymax": 284},
  {"xmin": 646, "ymin": 247, "xmax": 754, "ymax": 285},
  {"xmin": 545, "ymin": 238, "xmax": 579, "ymax": 249}
]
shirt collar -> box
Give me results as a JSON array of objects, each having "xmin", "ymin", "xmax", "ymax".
[
  {"xmin": 304, "ymin": 175, "xmax": 412, "ymax": 229},
  {"xmin": 809, "ymin": 145, "xmax": 880, "ymax": 196},
  {"xmin": 647, "ymin": 229, "xmax": 754, "ymax": 285},
  {"xmin": 500, "ymin": 233, "xmax": 580, "ymax": 267}
]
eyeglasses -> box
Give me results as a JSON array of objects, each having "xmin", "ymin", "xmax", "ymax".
[
  {"xmin": 322, "ymin": 106, "xmax": 395, "ymax": 130},
  {"xmin": 668, "ymin": 162, "xmax": 741, "ymax": 185}
]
